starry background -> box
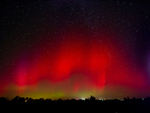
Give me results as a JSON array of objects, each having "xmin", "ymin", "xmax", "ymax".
[{"xmin": 0, "ymin": 0, "xmax": 150, "ymax": 99}]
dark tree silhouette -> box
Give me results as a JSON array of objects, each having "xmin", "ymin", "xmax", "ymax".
[{"xmin": 0, "ymin": 96, "xmax": 150, "ymax": 113}]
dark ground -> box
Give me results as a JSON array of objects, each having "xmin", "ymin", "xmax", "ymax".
[{"xmin": 0, "ymin": 96, "xmax": 150, "ymax": 113}]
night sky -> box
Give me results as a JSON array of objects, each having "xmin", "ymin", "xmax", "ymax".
[{"xmin": 0, "ymin": 0, "xmax": 150, "ymax": 99}]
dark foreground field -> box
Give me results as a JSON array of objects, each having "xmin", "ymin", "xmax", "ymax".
[{"xmin": 0, "ymin": 96, "xmax": 150, "ymax": 113}]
